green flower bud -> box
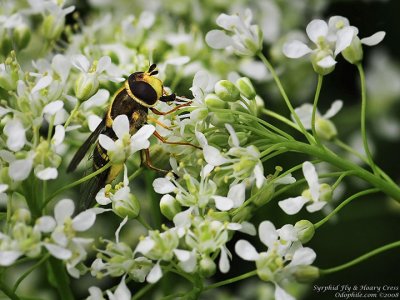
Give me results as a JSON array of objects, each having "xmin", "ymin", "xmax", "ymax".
[
  {"xmin": 13, "ymin": 24, "xmax": 31, "ymax": 50},
  {"xmin": 293, "ymin": 265, "xmax": 320, "ymax": 283},
  {"xmin": 316, "ymin": 118, "xmax": 337, "ymax": 140},
  {"xmin": 319, "ymin": 183, "xmax": 333, "ymax": 202},
  {"xmin": 160, "ymin": 194, "xmax": 181, "ymax": 220},
  {"xmin": 295, "ymin": 220, "xmax": 315, "ymax": 244},
  {"xmin": 231, "ymin": 206, "xmax": 252, "ymax": 223},
  {"xmin": 207, "ymin": 210, "xmax": 230, "ymax": 222},
  {"xmin": 252, "ymin": 183, "xmax": 274, "ymax": 207},
  {"xmin": 113, "ymin": 193, "xmax": 140, "ymax": 219},
  {"xmin": 311, "ymin": 51, "xmax": 335, "ymax": 76},
  {"xmin": 199, "ymin": 256, "xmax": 216, "ymax": 277},
  {"xmin": 41, "ymin": 14, "xmax": 65, "ymax": 40},
  {"xmin": 0, "ymin": 36, "xmax": 13, "ymax": 57},
  {"xmin": 74, "ymin": 73, "xmax": 99, "ymax": 102},
  {"xmin": 214, "ymin": 80, "xmax": 240, "ymax": 102},
  {"xmin": 342, "ymin": 37, "xmax": 363, "ymax": 64},
  {"xmin": 205, "ymin": 93, "xmax": 228, "ymax": 109},
  {"xmin": 209, "ymin": 111, "xmax": 236, "ymax": 127},
  {"xmin": 207, "ymin": 132, "xmax": 230, "ymax": 147},
  {"xmin": 235, "ymin": 77, "xmax": 256, "ymax": 99}
]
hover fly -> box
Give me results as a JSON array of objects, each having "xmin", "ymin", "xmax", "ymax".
[{"xmin": 67, "ymin": 64, "xmax": 194, "ymax": 209}]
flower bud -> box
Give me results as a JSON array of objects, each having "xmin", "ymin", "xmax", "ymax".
[
  {"xmin": 342, "ymin": 36, "xmax": 363, "ymax": 64},
  {"xmin": 293, "ymin": 265, "xmax": 320, "ymax": 283},
  {"xmin": 231, "ymin": 206, "xmax": 252, "ymax": 223},
  {"xmin": 41, "ymin": 14, "xmax": 65, "ymax": 40},
  {"xmin": 295, "ymin": 220, "xmax": 315, "ymax": 244},
  {"xmin": 0, "ymin": 36, "xmax": 12, "ymax": 57},
  {"xmin": 311, "ymin": 51, "xmax": 335, "ymax": 76},
  {"xmin": 214, "ymin": 80, "xmax": 240, "ymax": 102},
  {"xmin": 74, "ymin": 73, "xmax": 99, "ymax": 102},
  {"xmin": 199, "ymin": 256, "xmax": 216, "ymax": 277},
  {"xmin": 319, "ymin": 183, "xmax": 333, "ymax": 203},
  {"xmin": 235, "ymin": 77, "xmax": 256, "ymax": 99},
  {"xmin": 13, "ymin": 24, "xmax": 31, "ymax": 50},
  {"xmin": 205, "ymin": 93, "xmax": 228, "ymax": 109},
  {"xmin": 316, "ymin": 118, "xmax": 337, "ymax": 140},
  {"xmin": 209, "ymin": 111, "xmax": 236, "ymax": 127},
  {"xmin": 207, "ymin": 132, "xmax": 230, "ymax": 147},
  {"xmin": 207, "ymin": 210, "xmax": 230, "ymax": 222},
  {"xmin": 160, "ymin": 194, "xmax": 181, "ymax": 220},
  {"xmin": 252, "ymin": 183, "xmax": 274, "ymax": 207},
  {"xmin": 113, "ymin": 193, "xmax": 140, "ymax": 219}
]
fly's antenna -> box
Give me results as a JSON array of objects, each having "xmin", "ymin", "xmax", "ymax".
[{"xmin": 148, "ymin": 63, "xmax": 157, "ymax": 75}]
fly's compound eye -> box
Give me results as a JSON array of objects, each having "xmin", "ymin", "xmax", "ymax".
[{"xmin": 128, "ymin": 79, "xmax": 158, "ymax": 106}]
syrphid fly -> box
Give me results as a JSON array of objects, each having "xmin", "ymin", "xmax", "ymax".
[{"xmin": 67, "ymin": 64, "xmax": 194, "ymax": 210}]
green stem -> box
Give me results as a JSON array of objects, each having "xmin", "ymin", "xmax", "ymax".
[
  {"xmin": 137, "ymin": 215, "xmax": 152, "ymax": 230},
  {"xmin": 311, "ymin": 75, "xmax": 324, "ymax": 148},
  {"xmin": 42, "ymin": 161, "xmax": 112, "ymax": 210},
  {"xmin": 314, "ymin": 188, "xmax": 379, "ymax": 229},
  {"xmin": 331, "ymin": 171, "xmax": 353, "ymax": 191},
  {"xmin": 46, "ymin": 257, "xmax": 74, "ymax": 300},
  {"xmin": 204, "ymin": 270, "xmax": 257, "ymax": 291},
  {"xmin": 128, "ymin": 167, "xmax": 144, "ymax": 181},
  {"xmin": 0, "ymin": 280, "xmax": 20, "ymax": 300},
  {"xmin": 320, "ymin": 240, "xmax": 400, "ymax": 275},
  {"xmin": 64, "ymin": 102, "xmax": 80, "ymax": 129},
  {"xmin": 356, "ymin": 63, "xmax": 379, "ymax": 176},
  {"xmin": 257, "ymin": 52, "xmax": 313, "ymax": 144},
  {"xmin": 132, "ymin": 284, "xmax": 155, "ymax": 300},
  {"xmin": 13, "ymin": 254, "xmax": 50, "ymax": 293}
]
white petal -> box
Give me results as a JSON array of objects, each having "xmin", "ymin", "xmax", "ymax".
[
  {"xmin": 135, "ymin": 238, "xmax": 155, "ymax": 255},
  {"xmin": 147, "ymin": 262, "xmax": 162, "ymax": 283},
  {"xmin": 288, "ymin": 247, "xmax": 316, "ymax": 267},
  {"xmin": 258, "ymin": 221, "xmax": 278, "ymax": 248},
  {"xmin": 361, "ymin": 31, "xmax": 385, "ymax": 46},
  {"xmin": 227, "ymin": 223, "xmax": 242, "ymax": 231},
  {"xmin": 213, "ymin": 196, "xmax": 234, "ymax": 211},
  {"xmin": 293, "ymin": 104, "xmax": 313, "ymax": 129},
  {"xmin": 278, "ymin": 196, "xmax": 308, "ymax": 215},
  {"xmin": 225, "ymin": 124, "xmax": 239, "ymax": 147},
  {"xmin": 72, "ymin": 55, "xmax": 90, "ymax": 72},
  {"xmin": 54, "ymin": 199, "xmax": 75, "ymax": 224},
  {"xmin": 203, "ymin": 145, "xmax": 228, "ymax": 166},
  {"xmin": 173, "ymin": 208, "xmax": 192, "ymax": 228},
  {"xmin": 153, "ymin": 178, "xmax": 175, "ymax": 194},
  {"xmin": 0, "ymin": 250, "xmax": 22, "ymax": 266},
  {"xmin": 282, "ymin": 40, "xmax": 312, "ymax": 58},
  {"xmin": 83, "ymin": 89, "xmax": 110, "ymax": 110},
  {"xmin": 216, "ymin": 13, "xmax": 240, "ymax": 30},
  {"xmin": 306, "ymin": 19, "xmax": 328, "ymax": 44},
  {"xmin": 98, "ymin": 134, "xmax": 115, "ymax": 151},
  {"xmin": 72, "ymin": 209, "xmax": 96, "ymax": 231},
  {"xmin": 36, "ymin": 216, "xmax": 56, "ymax": 232},
  {"xmin": 275, "ymin": 283, "xmax": 296, "ymax": 300},
  {"xmin": 306, "ymin": 201, "xmax": 327, "ymax": 213},
  {"xmin": 52, "ymin": 125, "xmax": 65, "ymax": 145},
  {"xmin": 112, "ymin": 115, "xmax": 129, "ymax": 140},
  {"xmin": 317, "ymin": 55, "xmax": 337, "ymax": 68},
  {"xmin": 95, "ymin": 188, "xmax": 112, "ymax": 205},
  {"xmin": 335, "ymin": 27, "xmax": 356, "ymax": 56},
  {"xmin": 235, "ymin": 240, "xmax": 259, "ymax": 261},
  {"xmin": 205, "ymin": 30, "xmax": 233, "ymax": 49},
  {"xmin": 52, "ymin": 54, "xmax": 70, "ymax": 83},
  {"xmin": 9, "ymin": 158, "xmax": 32, "ymax": 181},
  {"xmin": 302, "ymin": 162, "xmax": 319, "ymax": 201},
  {"xmin": 278, "ymin": 225, "xmax": 297, "ymax": 242},
  {"xmin": 192, "ymin": 70, "xmax": 210, "ymax": 91},
  {"xmin": 178, "ymin": 251, "xmax": 196, "ymax": 273},
  {"xmin": 228, "ymin": 183, "xmax": 246, "ymax": 208},
  {"xmin": 174, "ymin": 249, "xmax": 191, "ymax": 262},
  {"xmin": 219, "ymin": 247, "xmax": 230, "ymax": 273},
  {"xmin": 130, "ymin": 125, "xmax": 155, "ymax": 149},
  {"xmin": 200, "ymin": 164, "xmax": 214, "ymax": 178},
  {"xmin": 0, "ymin": 184, "xmax": 8, "ymax": 193},
  {"xmin": 88, "ymin": 115, "xmax": 103, "ymax": 132},
  {"xmin": 113, "ymin": 277, "xmax": 131, "ymax": 300},
  {"xmin": 96, "ymin": 56, "xmax": 111, "ymax": 74},
  {"xmin": 4, "ymin": 119, "xmax": 26, "ymax": 152},
  {"xmin": 165, "ymin": 56, "xmax": 190, "ymax": 66},
  {"xmin": 88, "ymin": 287, "xmax": 104, "ymax": 300},
  {"xmin": 238, "ymin": 221, "xmax": 257, "ymax": 236},
  {"xmin": 275, "ymin": 174, "xmax": 296, "ymax": 185},
  {"xmin": 36, "ymin": 167, "xmax": 58, "ymax": 180},
  {"xmin": 328, "ymin": 16, "xmax": 350, "ymax": 32},
  {"xmin": 31, "ymin": 76, "xmax": 52, "ymax": 94},
  {"xmin": 115, "ymin": 217, "xmax": 128, "ymax": 244},
  {"xmin": 44, "ymin": 243, "xmax": 72, "ymax": 260},
  {"xmin": 43, "ymin": 100, "xmax": 64, "ymax": 115},
  {"xmin": 323, "ymin": 100, "xmax": 343, "ymax": 119},
  {"xmin": 254, "ymin": 164, "xmax": 265, "ymax": 188}
]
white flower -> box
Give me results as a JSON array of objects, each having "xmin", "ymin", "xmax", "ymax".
[
  {"xmin": 279, "ymin": 162, "xmax": 331, "ymax": 215},
  {"xmin": 235, "ymin": 221, "xmax": 316, "ymax": 300},
  {"xmin": 87, "ymin": 277, "xmax": 131, "ymax": 300},
  {"xmin": 38, "ymin": 199, "xmax": 96, "ymax": 277},
  {"xmin": 206, "ymin": 9, "xmax": 262, "ymax": 56},
  {"xmin": 99, "ymin": 115, "xmax": 155, "ymax": 164},
  {"xmin": 4, "ymin": 118, "xmax": 26, "ymax": 152}
]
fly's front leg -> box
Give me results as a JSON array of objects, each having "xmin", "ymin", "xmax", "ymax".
[{"xmin": 153, "ymin": 131, "xmax": 201, "ymax": 149}]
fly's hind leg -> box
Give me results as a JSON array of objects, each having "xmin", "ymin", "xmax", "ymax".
[
  {"xmin": 153, "ymin": 131, "xmax": 201, "ymax": 149},
  {"xmin": 141, "ymin": 149, "xmax": 170, "ymax": 174}
]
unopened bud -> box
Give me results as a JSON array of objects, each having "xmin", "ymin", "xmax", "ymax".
[
  {"xmin": 295, "ymin": 220, "xmax": 315, "ymax": 244},
  {"xmin": 214, "ymin": 80, "xmax": 240, "ymax": 102},
  {"xmin": 199, "ymin": 256, "xmax": 216, "ymax": 277},
  {"xmin": 210, "ymin": 111, "xmax": 236, "ymax": 127},
  {"xmin": 41, "ymin": 14, "xmax": 65, "ymax": 40},
  {"xmin": 319, "ymin": 183, "xmax": 333, "ymax": 202},
  {"xmin": 342, "ymin": 37, "xmax": 363, "ymax": 64},
  {"xmin": 13, "ymin": 24, "xmax": 31, "ymax": 50},
  {"xmin": 252, "ymin": 183, "xmax": 274, "ymax": 207},
  {"xmin": 205, "ymin": 93, "xmax": 227, "ymax": 109},
  {"xmin": 231, "ymin": 206, "xmax": 252, "ymax": 223},
  {"xmin": 316, "ymin": 118, "xmax": 337, "ymax": 140},
  {"xmin": 160, "ymin": 194, "xmax": 181, "ymax": 220},
  {"xmin": 74, "ymin": 73, "xmax": 99, "ymax": 101},
  {"xmin": 207, "ymin": 210, "xmax": 230, "ymax": 222},
  {"xmin": 293, "ymin": 265, "xmax": 320, "ymax": 283},
  {"xmin": 235, "ymin": 77, "xmax": 256, "ymax": 99},
  {"xmin": 113, "ymin": 193, "xmax": 140, "ymax": 219}
]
